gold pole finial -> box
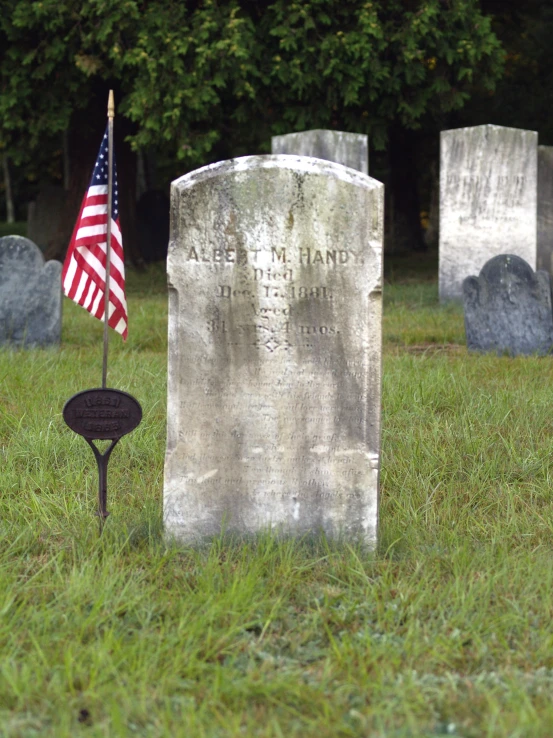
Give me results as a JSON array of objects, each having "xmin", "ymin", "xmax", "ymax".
[{"xmin": 108, "ymin": 90, "xmax": 115, "ymax": 119}]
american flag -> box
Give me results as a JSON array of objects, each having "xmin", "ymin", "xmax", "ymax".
[{"xmin": 62, "ymin": 124, "xmax": 127, "ymax": 339}]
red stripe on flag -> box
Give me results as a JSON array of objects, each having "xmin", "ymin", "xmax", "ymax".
[{"xmin": 72, "ymin": 244, "xmax": 127, "ymax": 318}]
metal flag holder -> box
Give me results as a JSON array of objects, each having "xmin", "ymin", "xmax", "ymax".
[{"xmin": 62, "ymin": 91, "xmax": 142, "ymax": 530}]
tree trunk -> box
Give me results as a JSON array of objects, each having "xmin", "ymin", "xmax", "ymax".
[
  {"xmin": 63, "ymin": 130, "xmax": 70, "ymax": 191},
  {"xmin": 424, "ymin": 160, "xmax": 439, "ymax": 249},
  {"xmin": 388, "ymin": 126, "xmax": 426, "ymax": 252},
  {"xmin": 3, "ymin": 154, "xmax": 15, "ymax": 223},
  {"xmin": 116, "ymin": 124, "xmax": 142, "ymax": 267}
]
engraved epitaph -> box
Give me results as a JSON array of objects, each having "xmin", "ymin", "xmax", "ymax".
[
  {"xmin": 439, "ymin": 125, "xmax": 537, "ymax": 301},
  {"xmin": 271, "ymin": 130, "xmax": 368, "ymax": 174},
  {"xmin": 164, "ymin": 155, "xmax": 383, "ymax": 544}
]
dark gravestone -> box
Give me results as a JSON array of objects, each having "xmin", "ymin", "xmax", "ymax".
[
  {"xmin": 463, "ymin": 254, "xmax": 553, "ymax": 356},
  {"xmin": 0, "ymin": 236, "xmax": 62, "ymax": 347},
  {"xmin": 27, "ymin": 184, "xmax": 66, "ymax": 252}
]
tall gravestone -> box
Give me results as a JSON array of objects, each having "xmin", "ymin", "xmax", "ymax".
[
  {"xmin": 271, "ymin": 130, "xmax": 368, "ymax": 174},
  {"xmin": 439, "ymin": 125, "xmax": 537, "ymax": 301},
  {"xmin": 0, "ymin": 236, "xmax": 62, "ymax": 347},
  {"xmin": 537, "ymin": 146, "xmax": 553, "ymax": 275},
  {"xmin": 164, "ymin": 155, "xmax": 383, "ymax": 545}
]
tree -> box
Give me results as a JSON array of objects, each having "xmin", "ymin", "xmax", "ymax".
[
  {"xmin": 0, "ymin": 0, "xmax": 505, "ymax": 258},
  {"xmin": 457, "ymin": 0, "xmax": 553, "ymax": 142}
]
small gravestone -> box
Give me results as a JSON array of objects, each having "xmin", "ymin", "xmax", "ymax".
[
  {"xmin": 440, "ymin": 125, "xmax": 537, "ymax": 301},
  {"xmin": 164, "ymin": 155, "xmax": 383, "ymax": 545},
  {"xmin": 0, "ymin": 236, "xmax": 62, "ymax": 347},
  {"xmin": 271, "ymin": 130, "xmax": 368, "ymax": 174},
  {"xmin": 463, "ymin": 254, "xmax": 553, "ymax": 356},
  {"xmin": 537, "ymin": 146, "xmax": 553, "ymax": 275}
]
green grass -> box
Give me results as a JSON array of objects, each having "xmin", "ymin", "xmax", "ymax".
[{"xmin": 1, "ymin": 260, "xmax": 553, "ymax": 736}]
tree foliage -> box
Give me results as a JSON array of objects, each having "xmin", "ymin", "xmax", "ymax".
[
  {"xmin": 458, "ymin": 0, "xmax": 553, "ymax": 144},
  {"xmin": 0, "ymin": 0, "xmax": 504, "ymax": 170}
]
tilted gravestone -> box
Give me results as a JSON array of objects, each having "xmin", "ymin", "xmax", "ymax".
[
  {"xmin": 0, "ymin": 236, "xmax": 62, "ymax": 347},
  {"xmin": 463, "ymin": 254, "xmax": 553, "ymax": 356},
  {"xmin": 271, "ymin": 130, "xmax": 368, "ymax": 174},
  {"xmin": 440, "ymin": 124, "xmax": 537, "ymax": 302},
  {"xmin": 164, "ymin": 155, "xmax": 383, "ymax": 544},
  {"xmin": 537, "ymin": 146, "xmax": 553, "ymax": 275}
]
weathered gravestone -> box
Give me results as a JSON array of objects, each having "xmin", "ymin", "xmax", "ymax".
[
  {"xmin": 537, "ymin": 146, "xmax": 553, "ymax": 275},
  {"xmin": 440, "ymin": 124, "xmax": 537, "ymax": 302},
  {"xmin": 271, "ymin": 130, "xmax": 368, "ymax": 174},
  {"xmin": 164, "ymin": 155, "xmax": 383, "ymax": 544},
  {"xmin": 0, "ymin": 236, "xmax": 62, "ymax": 347},
  {"xmin": 463, "ymin": 254, "xmax": 553, "ymax": 356}
]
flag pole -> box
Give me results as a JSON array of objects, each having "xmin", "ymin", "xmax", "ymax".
[{"xmin": 102, "ymin": 90, "xmax": 115, "ymax": 389}]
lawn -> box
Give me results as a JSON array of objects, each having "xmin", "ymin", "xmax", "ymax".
[{"xmin": 1, "ymin": 255, "xmax": 553, "ymax": 737}]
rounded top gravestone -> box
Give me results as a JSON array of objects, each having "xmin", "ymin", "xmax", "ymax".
[
  {"xmin": 0, "ymin": 235, "xmax": 62, "ymax": 347},
  {"xmin": 463, "ymin": 254, "xmax": 553, "ymax": 356},
  {"xmin": 164, "ymin": 154, "xmax": 384, "ymax": 546}
]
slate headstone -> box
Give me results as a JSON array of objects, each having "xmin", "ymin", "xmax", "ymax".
[
  {"xmin": 271, "ymin": 130, "xmax": 368, "ymax": 174},
  {"xmin": 463, "ymin": 254, "xmax": 553, "ymax": 356},
  {"xmin": 440, "ymin": 124, "xmax": 538, "ymax": 301},
  {"xmin": 537, "ymin": 146, "xmax": 553, "ymax": 275},
  {"xmin": 164, "ymin": 155, "xmax": 383, "ymax": 545},
  {"xmin": 0, "ymin": 236, "xmax": 62, "ymax": 347}
]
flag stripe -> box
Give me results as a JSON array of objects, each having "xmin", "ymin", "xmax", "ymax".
[
  {"xmin": 77, "ymin": 224, "xmax": 108, "ymax": 239},
  {"xmin": 82, "ymin": 205, "xmax": 107, "ymax": 218},
  {"xmin": 73, "ymin": 250, "xmax": 127, "ymax": 316},
  {"xmin": 89, "ymin": 185, "xmax": 108, "ymax": 196}
]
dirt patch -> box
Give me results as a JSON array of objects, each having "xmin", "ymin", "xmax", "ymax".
[{"xmin": 386, "ymin": 342, "xmax": 465, "ymax": 356}]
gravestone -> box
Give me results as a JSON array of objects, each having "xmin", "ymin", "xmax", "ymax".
[
  {"xmin": 27, "ymin": 184, "xmax": 66, "ymax": 252},
  {"xmin": 463, "ymin": 254, "xmax": 553, "ymax": 356},
  {"xmin": 271, "ymin": 130, "xmax": 368, "ymax": 174},
  {"xmin": 164, "ymin": 155, "xmax": 383, "ymax": 545},
  {"xmin": 537, "ymin": 146, "xmax": 553, "ymax": 275},
  {"xmin": 0, "ymin": 236, "xmax": 62, "ymax": 347},
  {"xmin": 440, "ymin": 125, "xmax": 537, "ymax": 301}
]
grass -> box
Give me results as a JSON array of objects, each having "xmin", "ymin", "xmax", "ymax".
[{"xmin": 1, "ymin": 257, "xmax": 553, "ymax": 736}]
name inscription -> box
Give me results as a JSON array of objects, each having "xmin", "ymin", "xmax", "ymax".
[
  {"xmin": 444, "ymin": 174, "xmax": 530, "ymax": 224},
  {"xmin": 186, "ymin": 247, "xmax": 362, "ymax": 266}
]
